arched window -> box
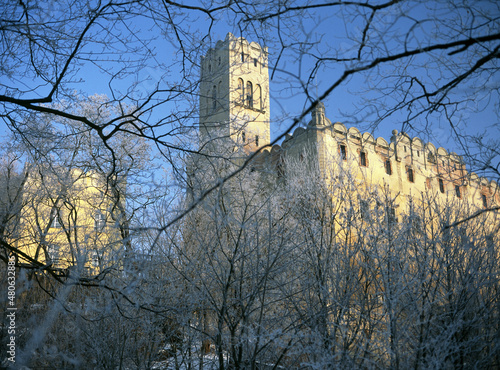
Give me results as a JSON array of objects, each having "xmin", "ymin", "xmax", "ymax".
[
  {"xmin": 238, "ymin": 78, "xmax": 244, "ymax": 103},
  {"xmin": 255, "ymin": 135, "xmax": 259, "ymax": 147},
  {"xmin": 438, "ymin": 178, "xmax": 445, "ymax": 193},
  {"xmin": 246, "ymin": 81, "xmax": 253, "ymax": 108},
  {"xmin": 242, "ymin": 131, "xmax": 246, "ymax": 143},
  {"xmin": 256, "ymin": 84, "xmax": 262, "ymax": 110},
  {"xmin": 212, "ymin": 85, "xmax": 217, "ymax": 111}
]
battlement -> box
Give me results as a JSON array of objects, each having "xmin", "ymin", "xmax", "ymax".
[{"xmin": 255, "ymin": 103, "xmax": 499, "ymax": 209}]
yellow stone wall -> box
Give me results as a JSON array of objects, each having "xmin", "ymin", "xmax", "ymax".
[
  {"xmin": 18, "ymin": 168, "xmax": 123, "ymax": 274},
  {"xmin": 281, "ymin": 105, "xmax": 499, "ymax": 217},
  {"xmin": 197, "ymin": 34, "xmax": 499, "ymax": 224}
]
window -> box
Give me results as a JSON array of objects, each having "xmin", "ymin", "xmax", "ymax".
[
  {"xmin": 50, "ymin": 209, "xmax": 62, "ymax": 228},
  {"xmin": 246, "ymin": 81, "xmax": 253, "ymax": 108},
  {"xmin": 92, "ymin": 251, "xmax": 99, "ymax": 268},
  {"xmin": 255, "ymin": 135, "xmax": 259, "ymax": 147},
  {"xmin": 417, "ymin": 150, "xmax": 420, "ymax": 157},
  {"xmin": 386, "ymin": 206, "xmax": 397, "ymax": 224},
  {"xmin": 212, "ymin": 85, "xmax": 217, "ymax": 111},
  {"xmin": 404, "ymin": 145, "xmax": 407, "ymax": 153},
  {"xmin": 482, "ymin": 194, "xmax": 488, "ymax": 208},
  {"xmin": 218, "ymin": 56, "xmax": 221, "ymax": 65},
  {"xmin": 95, "ymin": 212, "xmax": 106, "ymax": 231},
  {"xmin": 455, "ymin": 185, "xmax": 461, "ymax": 198},
  {"xmin": 426, "ymin": 178, "xmax": 431, "ymax": 189},
  {"xmin": 253, "ymin": 58, "xmax": 258, "ymax": 67},
  {"xmin": 339, "ymin": 144, "xmax": 347, "ymax": 160},
  {"xmin": 48, "ymin": 245, "xmax": 60, "ymax": 264},
  {"xmin": 438, "ymin": 178, "xmax": 445, "ymax": 193},
  {"xmin": 428, "ymin": 152, "xmax": 436, "ymax": 163},
  {"xmin": 360, "ymin": 151, "xmax": 367, "ymax": 167},
  {"xmin": 241, "ymin": 131, "xmax": 246, "ymax": 143},
  {"xmin": 256, "ymin": 84, "xmax": 262, "ymax": 110},
  {"xmin": 238, "ymin": 78, "xmax": 244, "ymax": 103},
  {"xmin": 241, "ymin": 52, "xmax": 245, "ymax": 62},
  {"xmin": 385, "ymin": 159, "xmax": 392, "ymax": 175},
  {"xmin": 407, "ymin": 167, "xmax": 414, "ymax": 183}
]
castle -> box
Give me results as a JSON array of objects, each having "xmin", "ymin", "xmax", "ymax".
[{"xmin": 194, "ymin": 32, "xmax": 499, "ymax": 214}]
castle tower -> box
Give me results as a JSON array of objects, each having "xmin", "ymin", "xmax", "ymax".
[{"xmin": 199, "ymin": 33, "xmax": 270, "ymax": 154}]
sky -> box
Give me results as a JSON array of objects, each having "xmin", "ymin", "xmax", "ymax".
[{"xmin": 2, "ymin": 1, "xmax": 499, "ymax": 175}]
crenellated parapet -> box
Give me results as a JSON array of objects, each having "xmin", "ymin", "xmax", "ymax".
[{"xmin": 265, "ymin": 104, "xmax": 499, "ymax": 211}]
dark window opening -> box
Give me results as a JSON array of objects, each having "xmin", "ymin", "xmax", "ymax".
[
  {"xmin": 246, "ymin": 81, "xmax": 253, "ymax": 108},
  {"xmin": 407, "ymin": 167, "xmax": 414, "ymax": 183},
  {"xmin": 439, "ymin": 178, "xmax": 445, "ymax": 193},
  {"xmin": 386, "ymin": 206, "xmax": 397, "ymax": 224},
  {"xmin": 360, "ymin": 151, "xmax": 367, "ymax": 167},
  {"xmin": 455, "ymin": 185, "xmax": 461, "ymax": 198},
  {"xmin": 212, "ymin": 85, "xmax": 217, "ymax": 111},
  {"xmin": 428, "ymin": 152, "xmax": 436, "ymax": 163},
  {"xmin": 482, "ymin": 194, "xmax": 488, "ymax": 208},
  {"xmin": 241, "ymin": 52, "xmax": 245, "ymax": 62},
  {"xmin": 242, "ymin": 131, "xmax": 246, "ymax": 143},
  {"xmin": 255, "ymin": 135, "xmax": 259, "ymax": 147},
  {"xmin": 238, "ymin": 78, "xmax": 244, "ymax": 103},
  {"xmin": 340, "ymin": 144, "xmax": 347, "ymax": 160},
  {"xmin": 253, "ymin": 58, "xmax": 258, "ymax": 67},
  {"xmin": 385, "ymin": 159, "xmax": 392, "ymax": 175}
]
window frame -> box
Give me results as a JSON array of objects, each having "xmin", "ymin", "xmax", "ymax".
[
  {"xmin": 384, "ymin": 159, "xmax": 392, "ymax": 175},
  {"xmin": 246, "ymin": 81, "xmax": 253, "ymax": 108},
  {"xmin": 238, "ymin": 78, "xmax": 244, "ymax": 103},
  {"xmin": 339, "ymin": 144, "xmax": 347, "ymax": 160},
  {"xmin": 482, "ymin": 194, "xmax": 488, "ymax": 208},
  {"xmin": 50, "ymin": 209, "xmax": 62, "ymax": 228},
  {"xmin": 94, "ymin": 212, "xmax": 106, "ymax": 231},
  {"xmin": 438, "ymin": 178, "xmax": 445, "ymax": 193},
  {"xmin": 407, "ymin": 167, "xmax": 414, "ymax": 183},
  {"xmin": 360, "ymin": 151, "xmax": 367, "ymax": 167}
]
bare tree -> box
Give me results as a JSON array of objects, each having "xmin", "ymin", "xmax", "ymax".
[{"xmin": 1, "ymin": 1, "xmax": 499, "ymax": 368}]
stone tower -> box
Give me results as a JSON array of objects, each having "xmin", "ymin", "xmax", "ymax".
[{"xmin": 199, "ymin": 33, "xmax": 270, "ymax": 154}]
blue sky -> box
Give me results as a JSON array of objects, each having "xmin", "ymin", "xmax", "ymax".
[{"xmin": 2, "ymin": 1, "xmax": 498, "ymax": 175}]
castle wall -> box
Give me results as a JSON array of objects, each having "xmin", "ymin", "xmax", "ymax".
[{"xmin": 280, "ymin": 105, "xmax": 499, "ymax": 216}]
